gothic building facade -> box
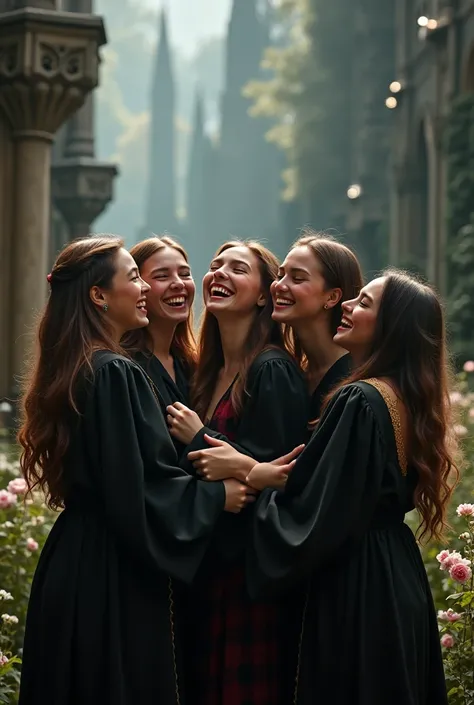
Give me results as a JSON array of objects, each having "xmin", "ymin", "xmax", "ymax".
[{"xmin": 0, "ymin": 0, "xmax": 112, "ymax": 400}]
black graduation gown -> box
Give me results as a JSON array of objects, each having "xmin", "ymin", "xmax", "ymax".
[
  {"xmin": 247, "ymin": 382, "xmax": 448, "ymax": 705},
  {"xmin": 19, "ymin": 353, "xmax": 225, "ymax": 705},
  {"xmin": 133, "ymin": 349, "xmax": 191, "ymax": 456}
]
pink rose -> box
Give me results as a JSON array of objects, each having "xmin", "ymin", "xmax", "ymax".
[
  {"xmin": 26, "ymin": 538, "xmax": 38, "ymax": 552},
  {"xmin": 436, "ymin": 550, "xmax": 450, "ymax": 566},
  {"xmin": 438, "ymin": 609, "xmax": 462, "ymax": 622},
  {"xmin": 0, "ymin": 491, "xmax": 17, "ymax": 510},
  {"xmin": 463, "ymin": 361, "xmax": 474, "ymax": 373},
  {"xmin": 440, "ymin": 634, "xmax": 454, "ymax": 648},
  {"xmin": 7, "ymin": 478, "xmax": 27, "ymax": 495},
  {"xmin": 457, "ymin": 503, "xmax": 474, "ymax": 517},
  {"xmin": 449, "ymin": 562, "xmax": 472, "ymax": 583},
  {"xmin": 0, "ymin": 652, "xmax": 8, "ymax": 666},
  {"xmin": 439, "ymin": 551, "xmax": 463, "ymax": 571}
]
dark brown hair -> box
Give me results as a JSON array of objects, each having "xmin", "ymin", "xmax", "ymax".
[
  {"xmin": 285, "ymin": 230, "xmax": 364, "ymax": 366},
  {"xmin": 330, "ymin": 268, "xmax": 459, "ymax": 543},
  {"xmin": 192, "ymin": 240, "xmax": 284, "ymax": 419},
  {"xmin": 123, "ymin": 236, "xmax": 197, "ymax": 371},
  {"xmin": 18, "ymin": 235, "xmax": 125, "ymax": 509}
]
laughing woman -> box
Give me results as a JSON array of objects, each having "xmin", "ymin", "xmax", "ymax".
[
  {"xmin": 17, "ymin": 236, "xmax": 251, "ymax": 705},
  {"xmin": 273, "ymin": 231, "xmax": 363, "ymax": 429},
  {"xmin": 167, "ymin": 240, "xmax": 309, "ymax": 705},
  {"xmin": 124, "ymin": 236, "xmax": 196, "ymax": 454},
  {"xmin": 246, "ymin": 270, "xmax": 457, "ymax": 705}
]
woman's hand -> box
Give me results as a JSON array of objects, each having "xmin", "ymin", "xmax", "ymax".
[
  {"xmin": 223, "ymin": 479, "xmax": 257, "ymax": 513},
  {"xmin": 188, "ymin": 434, "xmax": 255, "ymax": 482},
  {"xmin": 166, "ymin": 402, "xmax": 204, "ymax": 444},
  {"xmin": 245, "ymin": 444, "xmax": 305, "ymax": 491}
]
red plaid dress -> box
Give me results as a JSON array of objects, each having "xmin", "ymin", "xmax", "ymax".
[{"xmin": 185, "ymin": 389, "xmax": 286, "ymax": 705}]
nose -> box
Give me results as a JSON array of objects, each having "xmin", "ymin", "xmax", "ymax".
[
  {"xmin": 341, "ymin": 298, "xmax": 354, "ymax": 313},
  {"xmin": 273, "ymin": 276, "xmax": 289, "ymax": 293},
  {"xmin": 140, "ymin": 277, "xmax": 151, "ymax": 294},
  {"xmin": 170, "ymin": 276, "xmax": 186, "ymax": 290},
  {"xmin": 213, "ymin": 266, "xmax": 229, "ymax": 281}
]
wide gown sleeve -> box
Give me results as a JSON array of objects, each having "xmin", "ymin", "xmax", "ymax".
[
  {"xmin": 90, "ymin": 358, "xmax": 226, "ymax": 584},
  {"xmin": 247, "ymin": 384, "xmax": 386, "ymax": 597},
  {"xmin": 183, "ymin": 356, "xmax": 309, "ymax": 462}
]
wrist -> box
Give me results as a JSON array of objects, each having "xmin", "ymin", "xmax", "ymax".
[{"xmin": 237, "ymin": 455, "xmax": 256, "ymax": 482}]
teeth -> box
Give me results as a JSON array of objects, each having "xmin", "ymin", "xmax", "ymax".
[
  {"xmin": 211, "ymin": 286, "xmax": 232, "ymax": 297},
  {"xmin": 340, "ymin": 317, "xmax": 352, "ymax": 328},
  {"xmin": 164, "ymin": 296, "xmax": 186, "ymax": 306},
  {"xmin": 275, "ymin": 298, "xmax": 294, "ymax": 306},
  {"xmin": 137, "ymin": 303, "xmax": 146, "ymax": 309}
]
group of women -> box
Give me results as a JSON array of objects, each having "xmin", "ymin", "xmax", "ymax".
[{"xmin": 17, "ymin": 230, "xmax": 458, "ymax": 705}]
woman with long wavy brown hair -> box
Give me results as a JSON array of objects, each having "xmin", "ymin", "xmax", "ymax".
[
  {"xmin": 123, "ymin": 236, "xmax": 196, "ymax": 454},
  {"xmin": 166, "ymin": 239, "xmax": 308, "ymax": 705},
  {"xmin": 17, "ymin": 235, "xmax": 252, "ymax": 705},
  {"xmin": 246, "ymin": 269, "xmax": 457, "ymax": 705}
]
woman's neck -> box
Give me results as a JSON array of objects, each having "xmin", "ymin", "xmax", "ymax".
[
  {"xmin": 147, "ymin": 319, "xmax": 177, "ymax": 363},
  {"xmin": 217, "ymin": 314, "xmax": 255, "ymax": 375},
  {"xmin": 293, "ymin": 317, "xmax": 346, "ymax": 384}
]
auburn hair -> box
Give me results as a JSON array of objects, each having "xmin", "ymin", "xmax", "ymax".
[
  {"xmin": 123, "ymin": 236, "xmax": 197, "ymax": 372},
  {"xmin": 192, "ymin": 240, "xmax": 284, "ymax": 419},
  {"xmin": 284, "ymin": 230, "xmax": 364, "ymax": 367},
  {"xmin": 18, "ymin": 235, "xmax": 125, "ymax": 510},
  {"xmin": 328, "ymin": 268, "xmax": 459, "ymax": 543}
]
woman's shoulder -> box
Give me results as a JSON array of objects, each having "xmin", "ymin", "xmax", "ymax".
[
  {"xmin": 91, "ymin": 350, "xmax": 145, "ymax": 378},
  {"xmin": 251, "ymin": 346, "xmax": 299, "ymax": 371}
]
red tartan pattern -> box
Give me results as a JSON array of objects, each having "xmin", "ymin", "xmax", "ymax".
[{"xmin": 186, "ymin": 390, "xmax": 285, "ymax": 705}]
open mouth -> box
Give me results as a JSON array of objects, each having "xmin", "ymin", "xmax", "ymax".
[
  {"xmin": 210, "ymin": 285, "xmax": 233, "ymax": 299},
  {"xmin": 274, "ymin": 297, "xmax": 295, "ymax": 307},
  {"xmin": 338, "ymin": 316, "xmax": 353, "ymax": 330},
  {"xmin": 163, "ymin": 295, "xmax": 187, "ymax": 308},
  {"xmin": 137, "ymin": 300, "xmax": 147, "ymax": 314}
]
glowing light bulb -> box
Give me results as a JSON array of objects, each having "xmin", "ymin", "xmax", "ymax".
[
  {"xmin": 390, "ymin": 81, "xmax": 402, "ymax": 93},
  {"xmin": 417, "ymin": 16, "xmax": 429, "ymax": 26},
  {"xmin": 347, "ymin": 184, "xmax": 362, "ymax": 200},
  {"xmin": 385, "ymin": 97, "xmax": 398, "ymax": 109},
  {"xmin": 427, "ymin": 18, "xmax": 438, "ymax": 29}
]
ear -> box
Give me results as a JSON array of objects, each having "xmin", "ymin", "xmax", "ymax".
[
  {"xmin": 90, "ymin": 285, "xmax": 107, "ymax": 309},
  {"xmin": 325, "ymin": 288, "xmax": 343, "ymax": 309},
  {"xmin": 256, "ymin": 293, "xmax": 266, "ymax": 308}
]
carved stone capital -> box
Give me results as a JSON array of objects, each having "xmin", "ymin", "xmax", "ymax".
[
  {"xmin": 51, "ymin": 157, "xmax": 118, "ymax": 236},
  {"xmin": 0, "ymin": 7, "xmax": 106, "ymax": 137}
]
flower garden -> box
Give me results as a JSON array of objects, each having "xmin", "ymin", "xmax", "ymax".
[{"xmin": 0, "ymin": 366, "xmax": 473, "ymax": 703}]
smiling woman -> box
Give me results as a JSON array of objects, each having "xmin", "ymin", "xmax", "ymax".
[{"xmin": 123, "ymin": 236, "xmax": 197, "ymax": 454}]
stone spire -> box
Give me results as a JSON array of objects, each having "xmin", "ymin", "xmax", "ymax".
[
  {"xmin": 143, "ymin": 8, "xmax": 177, "ymax": 235},
  {"xmin": 51, "ymin": 0, "xmax": 118, "ymax": 242}
]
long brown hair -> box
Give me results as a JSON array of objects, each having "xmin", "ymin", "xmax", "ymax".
[
  {"xmin": 18, "ymin": 235, "xmax": 125, "ymax": 510},
  {"xmin": 192, "ymin": 240, "xmax": 283, "ymax": 419},
  {"xmin": 285, "ymin": 230, "xmax": 364, "ymax": 366},
  {"xmin": 330, "ymin": 268, "xmax": 459, "ymax": 543},
  {"xmin": 124, "ymin": 236, "xmax": 197, "ymax": 371}
]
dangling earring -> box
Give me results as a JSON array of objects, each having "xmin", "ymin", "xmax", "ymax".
[
  {"xmin": 102, "ymin": 303, "xmax": 109, "ymax": 312},
  {"xmin": 324, "ymin": 304, "xmax": 329, "ymax": 310}
]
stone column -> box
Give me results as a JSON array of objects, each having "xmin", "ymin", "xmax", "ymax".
[
  {"xmin": 51, "ymin": 0, "xmax": 117, "ymax": 241},
  {"xmin": 0, "ymin": 5, "xmax": 106, "ymax": 389}
]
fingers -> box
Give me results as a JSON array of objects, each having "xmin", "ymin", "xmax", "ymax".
[
  {"xmin": 275, "ymin": 444, "xmax": 305, "ymax": 466},
  {"xmin": 203, "ymin": 433, "xmax": 226, "ymax": 447}
]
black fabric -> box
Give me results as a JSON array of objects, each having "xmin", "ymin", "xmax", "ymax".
[
  {"xmin": 133, "ymin": 349, "xmax": 191, "ymax": 455},
  {"xmin": 19, "ymin": 352, "xmax": 225, "ymax": 705},
  {"xmin": 247, "ymin": 382, "xmax": 448, "ymax": 705}
]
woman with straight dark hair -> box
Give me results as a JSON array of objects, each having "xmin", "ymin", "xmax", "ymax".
[
  {"xmin": 124, "ymin": 236, "xmax": 196, "ymax": 454},
  {"xmin": 273, "ymin": 229, "xmax": 363, "ymax": 427},
  {"xmin": 166, "ymin": 240, "xmax": 308, "ymax": 705},
  {"xmin": 246, "ymin": 269, "xmax": 457, "ymax": 705},
  {"xmin": 17, "ymin": 236, "xmax": 252, "ymax": 705}
]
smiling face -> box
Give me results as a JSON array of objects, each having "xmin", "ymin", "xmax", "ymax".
[
  {"xmin": 271, "ymin": 245, "xmax": 341, "ymax": 323},
  {"xmin": 138, "ymin": 245, "xmax": 195, "ymax": 325},
  {"xmin": 202, "ymin": 245, "xmax": 266, "ymax": 317},
  {"xmin": 333, "ymin": 276, "xmax": 386, "ymax": 362},
  {"xmin": 90, "ymin": 248, "xmax": 150, "ymax": 340}
]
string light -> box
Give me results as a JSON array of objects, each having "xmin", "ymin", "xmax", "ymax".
[
  {"xmin": 389, "ymin": 81, "xmax": 402, "ymax": 94},
  {"xmin": 385, "ymin": 97, "xmax": 398, "ymax": 109},
  {"xmin": 417, "ymin": 16, "xmax": 429, "ymax": 26},
  {"xmin": 427, "ymin": 18, "xmax": 438, "ymax": 29}
]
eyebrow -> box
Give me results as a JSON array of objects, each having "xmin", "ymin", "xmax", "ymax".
[
  {"xmin": 150, "ymin": 265, "xmax": 190, "ymax": 275},
  {"xmin": 280, "ymin": 266, "xmax": 310, "ymax": 276},
  {"xmin": 212, "ymin": 258, "xmax": 250, "ymax": 269},
  {"xmin": 360, "ymin": 291, "xmax": 373, "ymax": 302},
  {"xmin": 128, "ymin": 267, "xmax": 139, "ymax": 277}
]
